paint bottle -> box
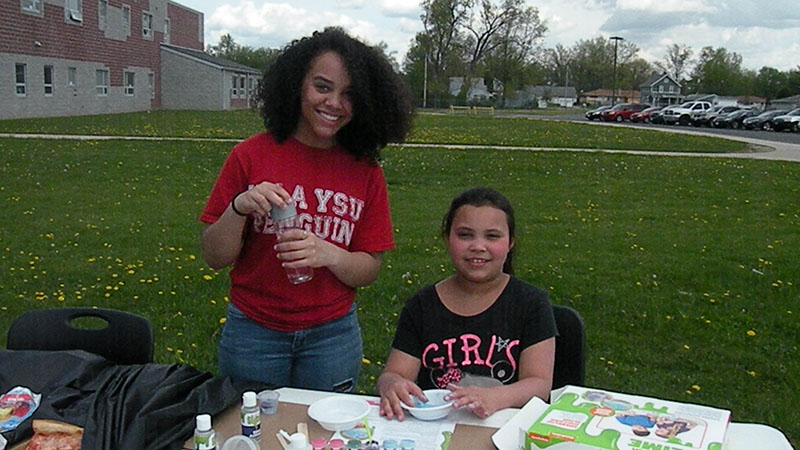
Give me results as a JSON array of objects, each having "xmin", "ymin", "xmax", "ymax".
[
  {"xmin": 193, "ymin": 414, "xmax": 217, "ymax": 450},
  {"xmin": 240, "ymin": 391, "xmax": 261, "ymax": 442},
  {"xmin": 382, "ymin": 439, "xmax": 398, "ymax": 450},
  {"xmin": 328, "ymin": 438, "xmax": 345, "ymax": 450},
  {"xmin": 310, "ymin": 438, "xmax": 327, "ymax": 450},
  {"xmin": 271, "ymin": 202, "xmax": 313, "ymax": 284}
]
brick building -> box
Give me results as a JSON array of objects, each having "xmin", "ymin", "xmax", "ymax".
[{"xmin": 2, "ymin": 0, "xmax": 260, "ymax": 119}]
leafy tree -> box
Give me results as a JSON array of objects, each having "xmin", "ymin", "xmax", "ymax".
[
  {"xmin": 654, "ymin": 43, "xmax": 693, "ymax": 83},
  {"xmin": 752, "ymin": 67, "xmax": 788, "ymax": 107},
  {"xmin": 685, "ymin": 46, "xmax": 745, "ymax": 95}
]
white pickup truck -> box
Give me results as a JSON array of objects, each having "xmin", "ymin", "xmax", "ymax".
[{"xmin": 662, "ymin": 101, "xmax": 713, "ymax": 125}]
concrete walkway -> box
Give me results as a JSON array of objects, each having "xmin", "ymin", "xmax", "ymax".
[{"xmin": 3, "ymin": 130, "xmax": 800, "ymax": 163}]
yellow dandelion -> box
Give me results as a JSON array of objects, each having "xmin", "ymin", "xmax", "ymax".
[
  {"xmin": 747, "ymin": 330, "xmax": 756, "ymax": 337},
  {"xmin": 692, "ymin": 385, "xmax": 701, "ymax": 391},
  {"xmin": 219, "ymin": 317, "xmax": 226, "ymax": 324},
  {"xmin": 362, "ymin": 358, "xmax": 372, "ymax": 365}
]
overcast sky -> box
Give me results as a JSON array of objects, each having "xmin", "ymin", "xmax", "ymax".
[{"xmin": 177, "ymin": 0, "xmax": 800, "ymax": 73}]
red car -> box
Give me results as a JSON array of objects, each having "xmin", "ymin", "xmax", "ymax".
[
  {"xmin": 630, "ymin": 106, "xmax": 662, "ymax": 123},
  {"xmin": 600, "ymin": 103, "xmax": 651, "ymax": 122}
]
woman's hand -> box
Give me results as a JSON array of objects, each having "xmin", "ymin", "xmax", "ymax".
[
  {"xmin": 233, "ymin": 181, "xmax": 292, "ymax": 217},
  {"xmin": 446, "ymin": 384, "xmax": 500, "ymax": 419},
  {"xmin": 377, "ymin": 372, "xmax": 426, "ymax": 421}
]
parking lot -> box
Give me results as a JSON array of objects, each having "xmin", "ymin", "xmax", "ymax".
[{"xmin": 552, "ymin": 113, "xmax": 800, "ymax": 145}]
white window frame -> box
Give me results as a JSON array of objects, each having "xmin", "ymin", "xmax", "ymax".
[
  {"xmin": 98, "ymin": 0, "xmax": 107, "ymax": 30},
  {"xmin": 148, "ymin": 73, "xmax": 155, "ymax": 99},
  {"xmin": 231, "ymin": 75, "xmax": 238, "ymax": 98},
  {"xmin": 142, "ymin": 12, "xmax": 153, "ymax": 39},
  {"xmin": 21, "ymin": 0, "xmax": 43, "ymax": 15},
  {"xmin": 15, "ymin": 63, "xmax": 27, "ymax": 96},
  {"xmin": 122, "ymin": 5, "xmax": 131, "ymax": 36},
  {"xmin": 124, "ymin": 71, "xmax": 135, "ymax": 96},
  {"xmin": 44, "ymin": 65, "xmax": 54, "ymax": 96},
  {"xmin": 67, "ymin": 67, "xmax": 77, "ymax": 87},
  {"xmin": 248, "ymin": 77, "xmax": 255, "ymax": 98},
  {"xmin": 96, "ymin": 69, "xmax": 109, "ymax": 96},
  {"xmin": 239, "ymin": 76, "xmax": 246, "ymax": 99},
  {"xmin": 66, "ymin": 0, "xmax": 82, "ymax": 23}
]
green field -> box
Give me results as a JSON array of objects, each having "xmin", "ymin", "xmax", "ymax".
[{"xmin": 0, "ymin": 110, "xmax": 796, "ymax": 446}]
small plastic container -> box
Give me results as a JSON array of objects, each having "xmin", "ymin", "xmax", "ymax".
[
  {"xmin": 399, "ymin": 439, "xmax": 415, "ymax": 450},
  {"xmin": 346, "ymin": 439, "xmax": 362, "ymax": 449},
  {"xmin": 310, "ymin": 438, "xmax": 327, "ymax": 450},
  {"xmin": 382, "ymin": 439, "xmax": 398, "ymax": 450},
  {"xmin": 221, "ymin": 435, "xmax": 258, "ymax": 450},
  {"xmin": 258, "ymin": 389, "xmax": 280, "ymax": 415},
  {"xmin": 328, "ymin": 438, "xmax": 345, "ymax": 450},
  {"xmin": 271, "ymin": 203, "xmax": 313, "ymax": 284}
]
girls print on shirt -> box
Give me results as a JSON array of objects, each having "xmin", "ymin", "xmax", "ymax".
[
  {"xmin": 421, "ymin": 333, "xmax": 520, "ymax": 389},
  {"xmin": 251, "ymin": 184, "xmax": 365, "ymax": 246}
]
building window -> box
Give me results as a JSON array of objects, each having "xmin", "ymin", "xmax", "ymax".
[
  {"xmin": 231, "ymin": 76, "xmax": 238, "ymax": 98},
  {"xmin": 142, "ymin": 12, "xmax": 153, "ymax": 38},
  {"xmin": 68, "ymin": 67, "xmax": 77, "ymax": 87},
  {"xmin": 248, "ymin": 77, "xmax": 254, "ymax": 97},
  {"xmin": 98, "ymin": 0, "xmax": 107, "ymax": 30},
  {"xmin": 669, "ymin": 85, "xmax": 675, "ymax": 93},
  {"xmin": 44, "ymin": 65, "xmax": 54, "ymax": 96},
  {"xmin": 163, "ymin": 18, "xmax": 170, "ymax": 43},
  {"xmin": 122, "ymin": 5, "xmax": 131, "ymax": 36},
  {"xmin": 96, "ymin": 69, "xmax": 109, "ymax": 96},
  {"xmin": 21, "ymin": 0, "xmax": 42, "ymax": 14},
  {"xmin": 239, "ymin": 76, "xmax": 246, "ymax": 98},
  {"xmin": 658, "ymin": 85, "xmax": 664, "ymax": 93},
  {"xmin": 66, "ymin": 0, "xmax": 82, "ymax": 22},
  {"xmin": 148, "ymin": 73, "xmax": 155, "ymax": 99},
  {"xmin": 15, "ymin": 64, "xmax": 27, "ymax": 96},
  {"xmin": 124, "ymin": 71, "xmax": 135, "ymax": 96}
]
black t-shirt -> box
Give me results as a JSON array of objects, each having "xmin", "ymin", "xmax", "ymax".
[{"xmin": 392, "ymin": 276, "xmax": 557, "ymax": 390}]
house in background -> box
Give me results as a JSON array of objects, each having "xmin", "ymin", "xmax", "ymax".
[
  {"xmin": 449, "ymin": 77, "xmax": 497, "ymax": 103},
  {"xmin": 504, "ymin": 85, "xmax": 577, "ymax": 108},
  {"xmin": 2, "ymin": 0, "xmax": 259, "ymax": 119},
  {"xmin": 639, "ymin": 73, "xmax": 682, "ymax": 106},
  {"xmin": 771, "ymin": 94, "xmax": 800, "ymax": 110},
  {"xmin": 580, "ymin": 89, "xmax": 641, "ymax": 106}
]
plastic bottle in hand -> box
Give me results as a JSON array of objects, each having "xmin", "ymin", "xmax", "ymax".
[{"xmin": 271, "ymin": 203, "xmax": 313, "ymax": 284}]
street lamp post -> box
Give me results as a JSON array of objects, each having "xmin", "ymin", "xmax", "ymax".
[{"xmin": 610, "ymin": 36, "xmax": 623, "ymax": 106}]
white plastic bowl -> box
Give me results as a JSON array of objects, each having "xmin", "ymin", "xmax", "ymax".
[
  {"xmin": 401, "ymin": 389, "xmax": 454, "ymax": 420},
  {"xmin": 307, "ymin": 396, "xmax": 370, "ymax": 431}
]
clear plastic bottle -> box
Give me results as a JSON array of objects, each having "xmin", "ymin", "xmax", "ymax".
[
  {"xmin": 271, "ymin": 203, "xmax": 313, "ymax": 284},
  {"xmin": 194, "ymin": 414, "xmax": 217, "ymax": 450},
  {"xmin": 240, "ymin": 391, "xmax": 261, "ymax": 442}
]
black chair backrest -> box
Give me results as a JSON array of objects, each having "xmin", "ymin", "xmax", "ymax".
[
  {"xmin": 552, "ymin": 304, "xmax": 586, "ymax": 391},
  {"xmin": 7, "ymin": 307, "xmax": 154, "ymax": 365}
]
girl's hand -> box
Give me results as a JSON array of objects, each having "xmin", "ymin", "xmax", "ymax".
[
  {"xmin": 446, "ymin": 384, "xmax": 499, "ymax": 419},
  {"xmin": 232, "ymin": 181, "xmax": 292, "ymax": 217},
  {"xmin": 377, "ymin": 373, "xmax": 426, "ymax": 421}
]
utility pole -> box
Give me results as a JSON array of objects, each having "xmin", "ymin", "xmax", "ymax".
[
  {"xmin": 423, "ymin": 54, "xmax": 428, "ymax": 109},
  {"xmin": 610, "ymin": 36, "xmax": 623, "ymax": 106}
]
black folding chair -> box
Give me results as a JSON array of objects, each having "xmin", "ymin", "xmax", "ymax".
[
  {"xmin": 6, "ymin": 307, "xmax": 154, "ymax": 365},
  {"xmin": 551, "ymin": 304, "xmax": 586, "ymax": 391}
]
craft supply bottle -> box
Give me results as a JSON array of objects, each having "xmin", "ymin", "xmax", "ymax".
[
  {"xmin": 271, "ymin": 203, "xmax": 313, "ymax": 284},
  {"xmin": 194, "ymin": 414, "xmax": 217, "ymax": 450},
  {"xmin": 240, "ymin": 391, "xmax": 261, "ymax": 442},
  {"xmin": 399, "ymin": 439, "xmax": 415, "ymax": 450},
  {"xmin": 328, "ymin": 438, "xmax": 345, "ymax": 450}
]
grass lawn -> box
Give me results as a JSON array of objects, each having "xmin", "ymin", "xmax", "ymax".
[{"xmin": 0, "ymin": 111, "xmax": 796, "ymax": 446}]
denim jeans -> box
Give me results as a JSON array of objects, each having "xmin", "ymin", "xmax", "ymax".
[{"xmin": 218, "ymin": 303, "xmax": 362, "ymax": 392}]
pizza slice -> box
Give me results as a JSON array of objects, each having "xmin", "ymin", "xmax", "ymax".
[{"xmin": 26, "ymin": 419, "xmax": 83, "ymax": 450}]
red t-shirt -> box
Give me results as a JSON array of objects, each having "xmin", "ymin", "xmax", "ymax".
[{"xmin": 200, "ymin": 133, "xmax": 395, "ymax": 331}]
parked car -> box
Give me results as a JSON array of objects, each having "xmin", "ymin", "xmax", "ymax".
[
  {"xmin": 742, "ymin": 110, "xmax": 789, "ymax": 131},
  {"xmin": 711, "ymin": 109, "xmax": 759, "ymax": 129},
  {"xmin": 691, "ymin": 105, "xmax": 740, "ymax": 127},
  {"xmin": 600, "ymin": 103, "xmax": 651, "ymax": 122},
  {"xmin": 649, "ymin": 107, "xmax": 667, "ymax": 124},
  {"xmin": 630, "ymin": 106, "xmax": 663, "ymax": 123},
  {"xmin": 585, "ymin": 105, "xmax": 611, "ymax": 121},
  {"xmin": 772, "ymin": 108, "xmax": 800, "ymax": 132},
  {"xmin": 663, "ymin": 101, "xmax": 713, "ymax": 125}
]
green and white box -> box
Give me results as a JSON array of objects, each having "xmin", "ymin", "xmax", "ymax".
[{"xmin": 524, "ymin": 386, "xmax": 730, "ymax": 450}]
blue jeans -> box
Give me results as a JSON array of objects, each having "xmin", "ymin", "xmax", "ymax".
[{"xmin": 218, "ymin": 303, "xmax": 362, "ymax": 392}]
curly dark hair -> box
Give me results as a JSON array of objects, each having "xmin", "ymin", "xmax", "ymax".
[
  {"xmin": 258, "ymin": 27, "xmax": 414, "ymax": 162},
  {"xmin": 442, "ymin": 187, "xmax": 516, "ymax": 275}
]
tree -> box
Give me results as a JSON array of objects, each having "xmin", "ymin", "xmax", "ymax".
[
  {"xmin": 206, "ymin": 33, "xmax": 279, "ymax": 71},
  {"xmin": 654, "ymin": 44, "xmax": 693, "ymax": 83},
  {"xmin": 543, "ymin": 44, "xmax": 573, "ymax": 86},
  {"xmin": 686, "ymin": 46, "xmax": 745, "ymax": 95},
  {"xmin": 753, "ymin": 67, "xmax": 787, "ymax": 107},
  {"xmin": 481, "ymin": 0, "xmax": 547, "ymax": 105}
]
